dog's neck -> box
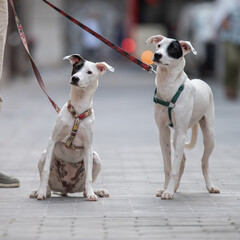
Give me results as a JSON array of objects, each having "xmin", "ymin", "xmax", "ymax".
[
  {"xmin": 70, "ymin": 85, "xmax": 97, "ymax": 113},
  {"xmin": 155, "ymin": 59, "xmax": 187, "ymax": 101}
]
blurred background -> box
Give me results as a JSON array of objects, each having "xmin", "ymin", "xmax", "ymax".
[
  {"xmin": 1, "ymin": 2, "xmax": 240, "ymax": 238},
  {"xmin": 2, "ymin": 0, "xmax": 240, "ymax": 99}
]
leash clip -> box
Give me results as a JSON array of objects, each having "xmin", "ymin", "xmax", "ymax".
[{"xmin": 148, "ymin": 65, "xmax": 156, "ymax": 74}]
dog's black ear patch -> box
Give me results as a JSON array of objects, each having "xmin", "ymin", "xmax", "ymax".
[
  {"xmin": 167, "ymin": 41, "xmax": 183, "ymax": 59},
  {"xmin": 71, "ymin": 61, "xmax": 85, "ymax": 76},
  {"xmin": 72, "ymin": 54, "xmax": 85, "ymax": 64}
]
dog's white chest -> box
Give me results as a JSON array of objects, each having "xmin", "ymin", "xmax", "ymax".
[
  {"xmin": 53, "ymin": 109, "xmax": 94, "ymax": 157},
  {"xmin": 54, "ymin": 142, "xmax": 85, "ymax": 163}
]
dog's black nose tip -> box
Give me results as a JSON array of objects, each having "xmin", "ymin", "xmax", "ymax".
[
  {"xmin": 71, "ymin": 76, "xmax": 79, "ymax": 84},
  {"xmin": 154, "ymin": 53, "xmax": 162, "ymax": 61}
]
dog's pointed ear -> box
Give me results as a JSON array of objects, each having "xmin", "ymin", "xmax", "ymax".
[
  {"xmin": 179, "ymin": 41, "xmax": 197, "ymax": 56},
  {"xmin": 63, "ymin": 54, "xmax": 85, "ymax": 65},
  {"xmin": 146, "ymin": 35, "xmax": 165, "ymax": 46},
  {"xmin": 96, "ymin": 62, "xmax": 115, "ymax": 75}
]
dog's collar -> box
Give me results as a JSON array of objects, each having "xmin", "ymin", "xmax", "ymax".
[
  {"xmin": 65, "ymin": 100, "xmax": 92, "ymax": 150},
  {"xmin": 153, "ymin": 84, "xmax": 184, "ymax": 127}
]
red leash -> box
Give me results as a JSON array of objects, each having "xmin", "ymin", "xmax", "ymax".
[
  {"xmin": 42, "ymin": 0, "xmax": 155, "ymax": 73},
  {"xmin": 9, "ymin": 0, "xmax": 155, "ymax": 113},
  {"xmin": 9, "ymin": 0, "xmax": 61, "ymax": 113}
]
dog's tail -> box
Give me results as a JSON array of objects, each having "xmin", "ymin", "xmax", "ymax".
[{"xmin": 185, "ymin": 123, "xmax": 198, "ymax": 150}]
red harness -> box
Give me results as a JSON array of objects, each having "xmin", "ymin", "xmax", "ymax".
[{"xmin": 65, "ymin": 101, "xmax": 92, "ymax": 150}]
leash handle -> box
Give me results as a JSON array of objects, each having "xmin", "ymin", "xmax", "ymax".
[
  {"xmin": 9, "ymin": 0, "xmax": 61, "ymax": 114},
  {"xmin": 42, "ymin": 0, "xmax": 154, "ymax": 73}
]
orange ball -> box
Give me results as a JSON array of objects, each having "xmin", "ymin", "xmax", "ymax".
[{"xmin": 141, "ymin": 50, "xmax": 154, "ymax": 65}]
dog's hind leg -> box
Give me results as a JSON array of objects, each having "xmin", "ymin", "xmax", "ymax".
[
  {"xmin": 92, "ymin": 151, "xmax": 109, "ymax": 198},
  {"xmin": 92, "ymin": 151, "xmax": 101, "ymax": 183},
  {"xmin": 83, "ymin": 151, "xmax": 109, "ymax": 198},
  {"xmin": 30, "ymin": 150, "xmax": 51, "ymax": 198},
  {"xmin": 199, "ymin": 110, "xmax": 220, "ymax": 194}
]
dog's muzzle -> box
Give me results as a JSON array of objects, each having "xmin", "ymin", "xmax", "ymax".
[
  {"xmin": 71, "ymin": 76, "xmax": 79, "ymax": 86},
  {"xmin": 153, "ymin": 53, "xmax": 162, "ymax": 63},
  {"xmin": 153, "ymin": 53, "xmax": 169, "ymax": 66}
]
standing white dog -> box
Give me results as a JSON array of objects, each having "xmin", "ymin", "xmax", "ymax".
[
  {"xmin": 30, "ymin": 54, "xmax": 114, "ymax": 201},
  {"xmin": 146, "ymin": 35, "xmax": 220, "ymax": 200}
]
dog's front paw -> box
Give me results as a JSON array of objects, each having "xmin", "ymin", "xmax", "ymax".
[
  {"xmin": 156, "ymin": 190, "xmax": 165, "ymax": 197},
  {"xmin": 208, "ymin": 186, "xmax": 220, "ymax": 194},
  {"xmin": 30, "ymin": 188, "xmax": 49, "ymax": 200},
  {"xmin": 36, "ymin": 191, "xmax": 46, "ymax": 200},
  {"xmin": 95, "ymin": 189, "xmax": 110, "ymax": 198},
  {"xmin": 30, "ymin": 190, "xmax": 38, "ymax": 198},
  {"xmin": 87, "ymin": 194, "xmax": 98, "ymax": 201},
  {"xmin": 161, "ymin": 191, "xmax": 173, "ymax": 200}
]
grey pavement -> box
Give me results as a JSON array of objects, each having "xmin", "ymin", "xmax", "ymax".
[{"xmin": 0, "ymin": 63, "xmax": 240, "ymax": 240}]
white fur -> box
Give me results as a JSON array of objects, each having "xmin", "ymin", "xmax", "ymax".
[
  {"xmin": 30, "ymin": 55, "xmax": 114, "ymax": 201},
  {"xmin": 147, "ymin": 35, "xmax": 220, "ymax": 199}
]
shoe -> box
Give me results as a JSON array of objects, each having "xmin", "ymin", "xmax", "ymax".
[{"xmin": 0, "ymin": 172, "xmax": 20, "ymax": 188}]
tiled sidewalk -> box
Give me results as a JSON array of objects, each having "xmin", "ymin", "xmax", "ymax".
[{"xmin": 0, "ymin": 66, "xmax": 239, "ymax": 239}]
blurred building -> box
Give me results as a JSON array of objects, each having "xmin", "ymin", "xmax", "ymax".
[{"xmin": 3, "ymin": 0, "xmax": 217, "ymax": 82}]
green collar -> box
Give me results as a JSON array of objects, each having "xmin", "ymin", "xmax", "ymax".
[{"xmin": 153, "ymin": 84, "xmax": 184, "ymax": 127}]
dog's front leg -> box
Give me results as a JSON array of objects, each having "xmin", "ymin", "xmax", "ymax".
[
  {"xmin": 35, "ymin": 139, "xmax": 55, "ymax": 200},
  {"xmin": 161, "ymin": 130, "xmax": 186, "ymax": 200},
  {"xmin": 84, "ymin": 148, "xmax": 98, "ymax": 201},
  {"xmin": 156, "ymin": 126, "xmax": 172, "ymax": 197}
]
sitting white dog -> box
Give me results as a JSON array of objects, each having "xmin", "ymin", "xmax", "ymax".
[
  {"xmin": 146, "ymin": 35, "xmax": 220, "ymax": 199},
  {"xmin": 30, "ymin": 54, "xmax": 114, "ymax": 201}
]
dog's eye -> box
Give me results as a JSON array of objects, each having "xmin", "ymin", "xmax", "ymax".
[
  {"xmin": 87, "ymin": 71, "xmax": 92, "ymax": 74},
  {"xmin": 157, "ymin": 44, "xmax": 161, "ymax": 48}
]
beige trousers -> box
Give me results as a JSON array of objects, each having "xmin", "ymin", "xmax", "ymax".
[
  {"xmin": 224, "ymin": 41, "xmax": 240, "ymax": 95},
  {"xmin": 0, "ymin": 0, "xmax": 8, "ymax": 109}
]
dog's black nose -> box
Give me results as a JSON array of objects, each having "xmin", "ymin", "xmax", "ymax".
[
  {"xmin": 71, "ymin": 76, "xmax": 79, "ymax": 85},
  {"xmin": 154, "ymin": 53, "xmax": 162, "ymax": 62}
]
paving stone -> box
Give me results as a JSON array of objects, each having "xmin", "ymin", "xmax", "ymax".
[{"xmin": 0, "ymin": 66, "xmax": 240, "ymax": 239}]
